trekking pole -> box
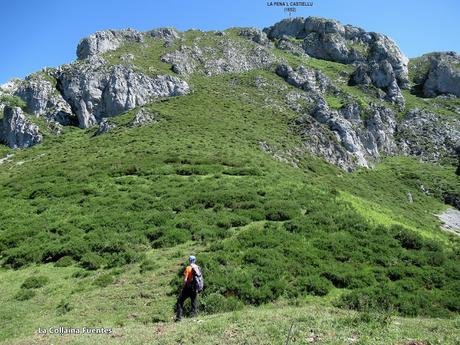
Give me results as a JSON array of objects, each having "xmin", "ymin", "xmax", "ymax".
[{"xmin": 285, "ymin": 322, "xmax": 294, "ymax": 345}]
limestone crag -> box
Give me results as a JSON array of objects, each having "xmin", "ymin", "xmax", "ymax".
[
  {"xmin": 77, "ymin": 29, "xmax": 144, "ymax": 60},
  {"xmin": 238, "ymin": 28, "xmax": 271, "ymax": 46},
  {"xmin": 415, "ymin": 52, "xmax": 460, "ymax": 98},
  {"xmin": 161, "ymin": 38, "xmax": 277, "ymax": 76},
  {"xmin": 397, "ymin": 109, "xmax": 460, "ymax": 162},
  {"xmin": 0, "ymin": 107, "xmax": 42, "ymax": 148},
  {"xmin": 276, "ymin": 64, "xmax": 331, "ymax": 93},
  {"xmin": 56, "ymin": 60, "xmax": 189, "ymax": 128},
  {"xmin": 276, "ymin": 65, "xmax": 398, "ymax": 169},
  {"xmin": 149, "ymin": 28, "xmax": 181, "ymax": 41},
  {"xmin": 14, "ymin": 73, "xmax": 76, "ymax": 125},
  {"xmin": 350, "ymin": 60, "xmax": 405, "ymax": 104},
  {"xmin": 265, "ymin": 17, "xmax": 409, "ymax": 104},
  {"xmin": 293, "ymin": 115, "xmax": 357, "ymax": 171}
]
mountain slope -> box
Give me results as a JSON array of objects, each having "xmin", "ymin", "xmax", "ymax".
[{"xmin": 0, "ymin": 16, "xmax": 459, "ymax": 344}]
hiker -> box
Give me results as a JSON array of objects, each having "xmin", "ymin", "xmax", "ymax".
[{"xmin": 175, "ymin": 255, "xmax": 204, "ymax": 321}]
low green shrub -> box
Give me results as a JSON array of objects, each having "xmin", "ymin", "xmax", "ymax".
[
  {"xmin": 299, "ymin": 275, "xmax": 333, "ymax": 296},
  {"xmin": 201, "ymin": 293, "xmax": 244, "ymax": 314},
  {"xmin": 54, "ymin": 256, "xmax": 75, "ymax": 267},
  {"xmin": 14, "ymin": 289, "xmax": 36, "ymax": 301},
  {"xmin": 80, "ymin": 253, "xmax": 106, "ymax": 270},
  {"xmin": 21, "ymin": 276, "xmax": 49, "ymax": 289},
  {"xmin": 56, "ymin": 299, "xmax": 73, "ymax": 315},
  {"xmin": 140, "ymin": 259, "xmax": 156, "ymax": 273},
  {"xmin": 93, "ymin": 273, "xmax": 114, "ymax": 287}
]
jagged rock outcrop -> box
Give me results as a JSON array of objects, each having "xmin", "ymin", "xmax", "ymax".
[
  {"xmin": 94, "ymin": 119, "xmax": 116, "ymax": 136},
  {"xmin": 277, "ymin": 64, "xmax": 398, "ymax": 170},
  {"xmin": 77, "ymin": 29, "xmax": 144, "ymax": 60},
  {"xmin": 239, "ymin": 28, "xmax": 270, "ymax": 46},
  {"xmin": 310, "ymin": 99, "xmax": 398, "ymax": 169},
  {"xmin": 397, "ymin": 109, "xmax": 460, "ymax": 162},
  {"xmin": 13, "ymin": 72, "xmax": 76, "ymax": 125},
  {"xmin": 0, "ymin": 106, "xmax": 42, "ymax": 148},
  {"xmin": 412, "ymin": 52, "xmax": 460, "ymax": 98},
  {"xmin": 130, "ymin": 108, "xmax": 158, "ymax": 127},
  {"xmin": 264, "ymin": 17, "xmax": 409, "ymax": 104},
  {"xmin": 161, "ymin": 38, "xmax": 277, "ymax": 76},
  {"xmin": 56, "ymin": 59, "xmax": 189, "ymax": 128},
  {"xmin": 276, "ymin": 64, "xmax": 331, "ymax": 93},
  {"xmin": 350, "ymin": 60, "xmax": 405, "ymax": 104},
  {"xmin": 293, "ymin": 115, "xmax": 357, "ymax": 171},
  {"xmin": 149, "ymin": 28, "xmax": 180, "ymax": 41},
  {"xmin": 276, "ymin": 38, "xmax": 309, "ymax": 57}
]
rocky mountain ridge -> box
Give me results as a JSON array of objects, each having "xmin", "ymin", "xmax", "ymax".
[{"xmin": 1, "ymin": 17, "xmax": 459, "ymax": 172}]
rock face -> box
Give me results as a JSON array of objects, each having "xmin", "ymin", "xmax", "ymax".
[
  {"xmin": 350, "ymin": 60, "xmax": 405, "ymax": 104},
  {"xmin": 277, "ymin": 64, "xmax": 398, "ymax": 170},
  {"xmin": 281, "ymin": 64, "xmax": 459, "ymax": 170},
  {"xmin": 239, "ymin": 28, "xmax": 270, "ymax": 46},
  {"xmin": 14, "ymin": 72, "xmax": 76, "ymax": 125},
  {"xmin": 397, "ymin": 109, "xmax": 460, "ymax": 162},
  {"xmin": 0, "ymin": 106, "xmax": 42, "ymax": 148},
  {"xmin": 161, "ymin": 37, "xmax": 277, "ymax": 76},
  {"xmin": 264, "ymin": 17, "xmax": 409, "ymax": 104},
  {"xmin": 77, "ymin": 29, "xmax": 144, "ymax": 60},
  {"xmin": 56, "ymin": 60, "xmax": 190, "ymax": 128},
  {"xmin": 149, "ymin": 28, "xmax": 180, "ymax": 41},
  {"xmin": 276, "ymin": 64, "xmax": 331, "ymax": 93},
  {"xmin": 415, "ymin": 52, "xmax": 460, "ymax": 98}
]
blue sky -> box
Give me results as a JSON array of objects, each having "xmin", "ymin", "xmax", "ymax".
[{"xmin": 1, "ymin": 0, "xmax": 459, "ymax": 84}]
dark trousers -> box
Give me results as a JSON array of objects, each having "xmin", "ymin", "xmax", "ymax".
[{"xmin": 175, "ymin": 285, "xmax": 197, "ymax": 320}]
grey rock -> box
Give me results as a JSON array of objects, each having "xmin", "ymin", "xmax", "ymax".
[
  {"xmin": 120, "ymin": 53, "xmax": 135, "ymax": 62},
  {"xmin": 421, "ymin": 52, "xmax": 460, "ymax": 98},
  {"xmin": 239, "ymin": 28, "xmax": 270, "ymax": 46},
  {"xmin": 149, "ymin": 28, "xmax": 180, "ymax": 41},
  {"xmin": 351, "ymin": 61, "xmax": 405, "ymax": 105},
  {"xmin": 302, "ymin": 31, "xmax": 353, "ymax": 64},
  {"xmin": 162, "ymin": 38, "xmax": 277, "ymax": 76},
  {"xmin": 264, "ymin": 17, "xmax": 307, "ymax": 39},
  {"xmin": 56, "ymin": 62, "xmax": 189, "ymax": 128},
  {"xmin": 161, "ymin": 45, "xmax": 199, "ymax": 75},
  {"xmin": 130, "ymin": 108, "xmax": 158, "ymax": 127},
  {"xmin": 293, "ymin": 115, "xmax": 357, "ymax": 172},
  {"xmin": 438, "ymin": 208, "xmax": 460, "ymax": 236},
  {"xmin": 265, "ymin": 17, "xmax": 409, "ymax": 102},
  {"xmin": 77, "ymin": 29, "xmax": 144, "ymax": 60},
  {"xmin": 13, "ymin": 72, "xmax": 76, "ymax": 125},
  {"xmin": 276, "ymin": 38, "xmax": 308, "ymax": 57},
  {"xmin": 95, "ymin": 119, "xmax": 116, "ymax": 136},
  {"xmin": 281, "ymin": 70, "xmax": 400, "ymax": 169},
  {"xmin": 0, "ymin": 106, "xmax": 42, "ymax": 148},
  {"xmin": 397, "ymin": 109, "xmax": 460, "ymax": 162},
  {"xmin": 303, "ymin": 98, "xmax": 398, "ymax": 169},
  {"xmin": 276, "ymin": 64, "xmax": 330, "ymax": 93},
  {"xmin": 407, "ymin": 192, "xmax": 413, "ymax": 204}
]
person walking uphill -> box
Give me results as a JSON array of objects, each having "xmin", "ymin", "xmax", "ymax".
[{"xmin": 175, "ymin": 255, "xmax": 204, "ymax": 321}]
